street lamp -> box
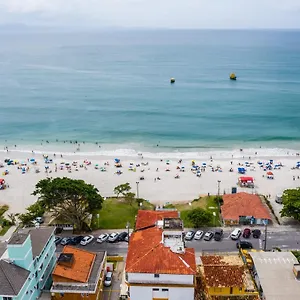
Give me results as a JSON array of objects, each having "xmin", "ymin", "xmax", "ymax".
[
  {"xmin": 136, "ymin": 181, "xmax": 140, "ymax": 199},
  {"xmin": 126, "ymin": 221, "xmax": 130, "ymax": 237},
  {"xmin": 217, "ymin": 180, "xmax": 221, "ymax": 196}
]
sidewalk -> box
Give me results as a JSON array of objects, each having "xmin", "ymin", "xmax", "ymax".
[{"xmin": 0, "ymin": 226, "xmax": 16, "ymax": 242}]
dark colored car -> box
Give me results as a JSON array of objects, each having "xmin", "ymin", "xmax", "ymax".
[
  {"xmin": 242, "ymin": 228, "xmax": 251, "ymax": 238},
  {"xmin": 214, "ymin": 229, "xmax": 223, "ymax": 241},
  {"xmin": 70, "ymin": 236, "xmax": 84, "ymax": 245},
  {"xmin": 252, "ymin": 229, "xmax": 261, "ymax": 238},
  {"xmin": 236, "ymin": 240, "xmax": 253, "ymax": 249},
  {"xmin": 54, "ymin": 236, "xmax": 62, "ymax": 245},
  {"xmin": 118, "ymin": 232, "xmax": 128, "ymax": 242},
  {"xmin": 60, "ymin": 237, "xmax": 72, "ymax": 246}
]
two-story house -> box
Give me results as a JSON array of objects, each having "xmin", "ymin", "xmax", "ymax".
[
  {"xmin": 0, "ymin": 227, "xmax": 56, "ymax": 300},
  {"xmin": 125, "ymin": 210, "xmax": 196, "ymax": 300}
]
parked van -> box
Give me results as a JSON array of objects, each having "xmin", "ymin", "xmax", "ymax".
[
  {"xmin": 275, "ymin": 194, "xmax": 283, "ymax": 204},
  {"xmin": 230, "ymin": 228, "xmax": 241, "ymax": 240}
]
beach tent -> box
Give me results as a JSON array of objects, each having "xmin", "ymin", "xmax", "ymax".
[
  {"xmin": 238, "ymin": 167, "xmax": 246, "ymax": 174},
  {"xmin": 238, "ymin": 176, "xmax": 254, "ymax": 187}
]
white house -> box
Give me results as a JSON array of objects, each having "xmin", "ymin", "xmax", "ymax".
[{"xmin": 125, "ymin": 210, "xmax": 196, "ymax": 300}]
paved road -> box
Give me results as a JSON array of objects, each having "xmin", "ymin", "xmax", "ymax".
[{"xmin": 56, "ymin": 229, "xmax": 300, "ymax": 254}]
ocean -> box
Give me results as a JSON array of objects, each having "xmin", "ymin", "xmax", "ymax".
[{"xmin": 1, "ymin": 29, "xmax": 300, "ymax": 156}]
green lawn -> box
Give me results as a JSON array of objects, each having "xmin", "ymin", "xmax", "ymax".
[
  {"xmin": 0, "ymin": 225, "xmax": 11, "ymax": 236},
  {"xmin": 166, "ymin": 196, "xmax": 221, "ymax": 228},
  {"xmin": 91, "ymin": 198, "xmax": 154, "ymax": 229}
]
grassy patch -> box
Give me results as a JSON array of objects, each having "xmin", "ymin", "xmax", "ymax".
[
  {"xmin": 91, "ymin": 197, "xmax": 154, "ymax": 229},
  {"xmin": 173, "ymin": 196, "xmax": 221, "ymax": 227},
  {"xmin": 292, "ymin": 251, "xmax": 300, "ymax": 263},
  {"xmin": 0, "ymin": 225, "xmax": 11, "ymax": 236},
  {"xmin": 0, "ymin": 205, "xmax": 9, "ymax": 217}
]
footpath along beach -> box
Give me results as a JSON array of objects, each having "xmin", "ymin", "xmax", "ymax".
[{"xmin": 1, "ymin": 144, "xmax": 300, "ymax": 215}]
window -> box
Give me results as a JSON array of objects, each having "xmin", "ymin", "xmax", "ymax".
[
  {"xmin": 154, "ymin": 274, "xmax": 160, "ymax": 278},
  {"xmin": 162, "ymin": 289, "xmax": 169, "ymax": 292},
  {"xmin": 152, "ymin": 288, "xmax": 159, "ymax": 291},
  {"xmin": 4, "ymin": 297, "xmax": 13, "ymax": 300}
]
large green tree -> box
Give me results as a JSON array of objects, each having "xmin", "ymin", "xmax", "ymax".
[
  {"xmin": 187, "ymin": 208, "xmax": 213, "ymax": 227},
  {"xmin": 114, "ymin": 183, "xmax": 131, "ymax": 198},
  {"xmin": 32, "ymin": 177, "xmax": 103, "ymax": 230},
  {"xmin": 280, "ymin": 188, "xmax": 300, "ymax": 221}
]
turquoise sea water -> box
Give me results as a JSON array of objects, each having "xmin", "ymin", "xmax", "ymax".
[{"xmin": 1, "ymin": 30, "xmax": 300, "ymax": 152}]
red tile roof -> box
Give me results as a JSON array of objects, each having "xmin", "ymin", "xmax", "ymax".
[
  {"xmin": 135, "ymin": 210, "xmax": 179, "ymax": 230},
  {"xmin": 221, "ymin": 192, "xmax": 271, "ymax": 221},
  {"xmin": 127, "ymin": 211, "xmax": 196, "ymax": 275},
  {"xmin": 201, "ymin": 256, "xmax": 244, "ymax": 288},
  {"xmin": 52, "ymin": 246, "xmax": 96, "ymax": 283}
]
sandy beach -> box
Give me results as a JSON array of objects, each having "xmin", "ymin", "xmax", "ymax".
[{"xmin": 1, "ymin": 144, "xmax": 300, "ymax": 215}]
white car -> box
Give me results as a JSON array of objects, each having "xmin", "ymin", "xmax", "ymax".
[
  {"xmin": 80, "ymin": 235, "xmax": 94, "ymax": 246},
  {"xmin": 108, "ymin": 232, "xmax": 119, "ymax": 243},
  {"xmin": 194, "ymin": 230, "xmax": 204, "ymax": 240},
  {"xmin": 97, "ymin": 234, "xmax": 109, "ymax": 243},
  {"xmin": 230, "ymin": 228, "xmax": 242, "ymax": 240},
  {"xmin": 104, "ymin": 272, "xmax": 113, "ymax": 287}
]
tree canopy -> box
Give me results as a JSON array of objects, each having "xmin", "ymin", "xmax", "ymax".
[
  {"xmin": 114, "ymin": 182, "xmax": 131, "ymax": 198},
  {"xmin": 280, "ymin": 188, "xmax": 300, "ymax": 221},
  {"xmin": 32, "ymin": 177, "xmax": 103, "ymax": 231},
  {"xmin": 187, "ymin": 208, "xmax": 213, "ymax": 227}
]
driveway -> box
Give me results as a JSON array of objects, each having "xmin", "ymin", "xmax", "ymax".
[{"xmin": 102, "ymin": 261, "xmax": 124, "ymax": 300}]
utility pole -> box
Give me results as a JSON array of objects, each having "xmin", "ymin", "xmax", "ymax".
[
  {"xmin": 126, "ymin": 221, "xmax": 130, "ymax": 237},
  {"xmin": 264, "ymin": 221, "xmax": 268, "ymax": 251},
  {"xmin": 217, "ymin": 180, "xmax": 221, "ymax": 196},
  {"xmin": 136, "ymin": 181, "xmax": 140, "ymax": 199}
]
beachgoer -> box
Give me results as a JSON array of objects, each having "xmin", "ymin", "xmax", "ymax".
[
  {"xmin": 61, "ymin": 154, "xmax": 63, "ymax": 158},
  {"xmin": 293, "ymin": 176, "xmax": 295, "ymax": 181}
]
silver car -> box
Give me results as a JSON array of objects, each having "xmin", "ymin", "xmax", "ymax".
[
  {"xmin": 97, "ymin": 234, "xmax": 109, "ymax": 243},
  {"xmin": 104, "ymin": 272, "xmax": 113, "ymax": 287},
  {"xmin": 108, "ymin": 232, "xmax": 119, "ymax": 243},
  {"xmin": 194, "ymin": 230, "xmax": 204, "ymax": 240}
]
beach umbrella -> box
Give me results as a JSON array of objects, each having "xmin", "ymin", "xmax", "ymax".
[
  {"xmin": 30, "ymin": 158, "xmax": 35, "ymax": 162},
  {"xmin": 114, "ymin": 158, "xmax": 120, "ymax": 163},
  {"xmin": 267, "ymin": 171, "xmax": 273, "ymax": 175}
]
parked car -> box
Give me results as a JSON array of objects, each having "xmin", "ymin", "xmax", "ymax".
[
  {"xmin": 80, "ymin": 235, "xmax": 94, "ymax": 246},
  {"xmin": 242, "ymin": 228, "xmax": 251, "ymax": 238},
  {"xmin": 108, "ymin": 232, "xmax": 119, "ymax": 243},
  {"xmin": 214, "ymin": 229, "xmax": 223, "ymax": 241},
  {"xmin": 54, "ymin": 236, "xmax": 62, "ymax": 245},
  {"xmin": 118, "ymin": 232, "xmax": 128, "ymax": 242},
  {"xmin": 252, "ymin": 229, "xmax": 261, "ymax": 238},
  {"xmin": 70, "ymin": 236, "xmax": 84, "ymax": 245},
  {"xmin": 60, "ymin": 237, "xmax": 72, "ymax": 246},
  {"xmin": 185, "ymin": 231, "xmax": 195, "ymax": 241},
  {"xmin": 104, "ymin": 272, "xmax": 113, "ymax": 287},
  {"xmin": 203, "ymin": 231, "xmax": 214, "ymax": 241},
  {"xmin": 230, "ymin": 228, "xmax": 241, "ymax": 240},
  {"xmin": 236, "ymin": 240, "xmax": 253, "ymax": 249},
  {"xmin": 97, "ymin": 234, "xmax": 109, "ymax": 243},
  {"xmin": 194, "ymin": 230, "xmax": 204, "ymax": 240}
]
